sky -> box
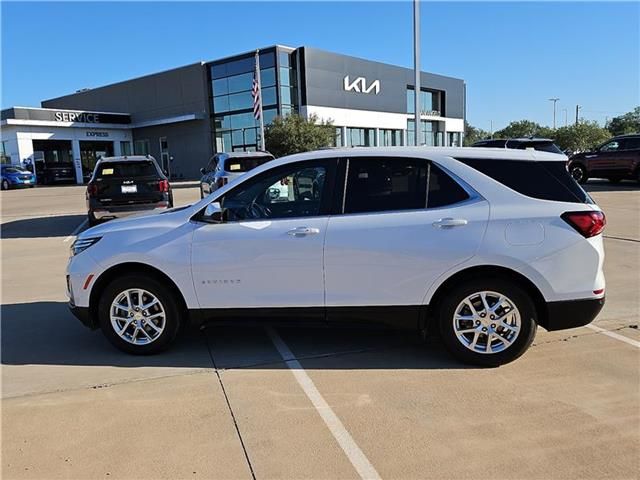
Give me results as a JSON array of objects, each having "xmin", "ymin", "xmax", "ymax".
[{"xmin": 1, "ymin": 1, "xmax": 638, "ymax": 131}]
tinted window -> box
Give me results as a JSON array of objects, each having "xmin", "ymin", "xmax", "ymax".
[
  {"xmin": 223, "ymin": 156, "xmax": 273, "ymax": 173},
  {"xmin": 344, "ymin": 158, "xmax": 428, "ymax": 214},
  {"xmin": 221, "ymin": 161, "xmax": 329, "ymax": 221},
  {"xmin": 427, "ymin": 164, "xmax": 470, "ymax": 208},
  {"xmin": 473, "ymin": 140, "xmax": 506, "ymax": 148},
  {"xmin": 2, "ymin": 167, "xmax": 27, "ymax": 174},
  {"xmin": 600, "ymin": 141, "xmax": 620, "ymax": 152},
  {"xmin": 621, "ymin": 138, "xmax": 640, "ymax": 150},
  {"xmin": 96, "ymin": 161, "xmax": 159, "ymax": 179},
  {"xmin": 507, "ymin": 140, "xmax": 563, "ymax": 154},
  {"xmin": 456, "ymin": 158, "xmax": 593, "ymax": 204}
]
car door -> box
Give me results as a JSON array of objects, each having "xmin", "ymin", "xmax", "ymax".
[
  {"xmin": 324, "ymin": 156, "xmax": 489, "ymax": 311},
  {"xmin": 616, "ymin": 138, "xmax": 640, "ymax": 177},
  {"xmin": 191, "ymin": 158, "xmax": 336, "ymax": 309},
  {"xmin": 586, "ymin": 139, "xmax": 622, "ymax": 177}
]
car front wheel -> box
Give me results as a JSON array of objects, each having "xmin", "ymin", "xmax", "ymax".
[
  {"xmin": 1, "ymin": 179, "xmax": 9, "ymax": 190},
  {"xmin": 438, "ymin": 279, "xmax": 537, "ymax": 367},
  {"xmin": 569, "ymin": 164, "xmax": 588, "ymax": 184},
  {"xmin": 98, "ymin": 274, "xmax": 182, "ymax": 354}
]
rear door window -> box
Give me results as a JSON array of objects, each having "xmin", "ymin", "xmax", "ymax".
[
  {"xmin": 456, "ymin": 158, "xmax": 593, "ymax": 204},
  {"xmin": 342, "ymin": 157, "xmax": 469, "ymax": 214}
]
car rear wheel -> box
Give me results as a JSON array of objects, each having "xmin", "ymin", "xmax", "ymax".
[
  {"xmin": 1, "ymin": 179, "xmax": 9, "ymax": 190},
  {"xmin": 98, "ymin": 274, "xmax": 182, "ymax": 354},
  {"xmin": 438, "ymin": 279, "xmax": 537, "ymax": 367},
  {"xmin": 569, "ymin": 164, "xmax": 588, "ymax": 184}
]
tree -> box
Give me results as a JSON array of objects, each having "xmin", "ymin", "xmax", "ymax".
[
  {"xmin": 493, "ymin": 120, "xmax": 554, "ymax": 139},
  {"xmin": 463, "ymin": 121, "xmax": 489, "ymax": 146},
  {"xmin": 606, "ymin": 107, "xmax": 640, "ymax": 136},
  {"xmin": 553, "ymin": 121, "xmax": 611, "ymax": 153},
  {"xmin": 265, "ymin": 114, "xmax": 335, "ymax": 157}
]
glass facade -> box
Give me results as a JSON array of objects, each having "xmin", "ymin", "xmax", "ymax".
[
  {"xmin": 407, "ymin": 120, "xmax": 443, "ymax": 146},
  {"xmin": 380, "ymin": 129, "xmax": 403, "ymax": 146},
  {"xmin": 209, "ymin": 48, "xmax": 298, "ymax": 153},
  {"xmin": 346, "ymin": 127, "xmax": 377, "ymax": 147},
  {"xmin": 0, "ymin": 141, "xmax": 10, "ymax": 164},
  {"xmin": 407, "ymin": 88, "xmax": 443, "ymax": 116}
]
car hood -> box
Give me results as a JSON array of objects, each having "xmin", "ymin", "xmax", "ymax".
[{"xmin": 80, "ymin": 205, "xmax": 194, "ymax": 239}]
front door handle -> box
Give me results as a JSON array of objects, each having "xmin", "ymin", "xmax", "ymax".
[
  {"xmin": 432, "ymin": 218, "xmax": 468, "ymax": 229},
  {"xmin": 287, "ymin": 226, "xmax": 320, "ymax": 236}
]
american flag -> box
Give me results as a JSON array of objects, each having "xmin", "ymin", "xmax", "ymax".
[{"xmin": 252, "ymin": 70, "xmax": 261, "ymax": 120}]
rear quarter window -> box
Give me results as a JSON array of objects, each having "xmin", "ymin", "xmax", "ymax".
[{"xmin": 456, "ymin": 158, "xmax": 593, "ymax": 204}]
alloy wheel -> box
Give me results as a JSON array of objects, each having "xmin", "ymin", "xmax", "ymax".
[
  {"xmin": 110, "ymin": 289, "xmax": 166, "ymax": 345},
  {"xmin": 452, "ymin": 291, "xmax": 521, "ymax": 354}
]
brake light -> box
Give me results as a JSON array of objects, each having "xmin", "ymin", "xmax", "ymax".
[
  {"xmin": 215, "ymin": 177, "xmax": 228, "ymax": 189},
  {"xmin": 87, "ymin": 183, "xmax": 98, "ymax": 197},
  {"xmin": 157, "ymin": 179, "xmax": 169, "ymax": 193},
  {"xmin": 561, "ymin": 211, "xmax": 606, "ymax": 238}
]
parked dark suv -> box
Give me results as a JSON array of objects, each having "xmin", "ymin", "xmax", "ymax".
[
  {"xmin": 199, "ymin": 151, "xmax": 274, "ymax": 199},
  {"xmin": 472, "ymin": 138, "xmax": 564, "ymax": 154},
  {"xmin": 86, "ymin": 155, "xmax": 173, "ymax": 226},
  {"xmin": 567, "ymin": 134, "xmax": 640, "ymax": 184}
]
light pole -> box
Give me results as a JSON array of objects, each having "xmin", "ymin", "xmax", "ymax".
[
  {"xmin": 548, "ymin": 98, "xmax": 560, "ymax": 129},
  {"xmin": 575, "ymin": 105, "xmax": 581, "ymax": 125},
  {"xmin": 562, "ymin": 108, "xmax": 568, "ymax": 127},
  {"xmin": 413, "ymin": 0, "xmax": 420, "ymax": 146}
]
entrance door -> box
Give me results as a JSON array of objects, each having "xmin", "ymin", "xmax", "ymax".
[
  {"xmin": 159, "ymin": 137, "xmax": 170, "ymax": 176},
  {"xmin": 324, "ymin": 157, "xmax": 489, "ymax": 307},
  {"xmin": 191, "ymin": 158, "xmax": 336, "ymax": 309}
]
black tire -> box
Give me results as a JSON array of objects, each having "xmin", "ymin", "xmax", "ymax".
[
  {"xmin": 569, "ymin": 164, "xmax": 588, "ymax": 184},
  {"xmin": 438, "ymin": 278, "xmax": 537, "ymax": 367},
  {"xmin": 98, "ymin": 274, "xmax": 182, "ymax": 354},
  {"xmin": 87, "ymin": 212, "xmax": 99, "ymax": 227},
  {"xmin": 1, "ymin": 179, "xmax": 9, "ymax": 190}
]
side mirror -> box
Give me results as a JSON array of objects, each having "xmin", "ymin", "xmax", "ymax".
[
  {"xmin": 163, "ymin": 169, "xmax": 169, "ymax": 176},
  {"xmin": 203, "ymin": 201, "xmax": 225, "ymax": 223},
  {"xmin": 200, "ymin": 167, "xmax": 206, "ymax": 175}
]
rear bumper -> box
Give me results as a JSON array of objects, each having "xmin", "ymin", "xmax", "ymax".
[
  {"xmin": 90, "ymin": 202, "xmax": 170, "ymax": 219},
  {"xmin": 543, "ymin": 297, "xmax": 605, "ymax": 331}
]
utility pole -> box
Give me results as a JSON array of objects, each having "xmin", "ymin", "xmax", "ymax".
[
  {"xmin": 413, "ymin": 0, "xmax": 420, "ymax": 146},
  {"xmin": 548, "ymin": 98, "xmax": 560, "ymax": 129},
  {"xmin": 490, "ymin": 120, "xmax": 493, "ymax": 138},
  {"xmin": 575, "ymin": 105, "xmax": 581, "ymax": 125},
  {"xmin": 562, "ymin": 108, "xmax": 568, "ymax": 127}
]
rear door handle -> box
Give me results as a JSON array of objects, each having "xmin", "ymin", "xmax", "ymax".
[
  {"xmin": 432, "ymin": 218, "xmax": 468, "ymax": 229},
  {"xmin": 287, "ymin": 227, "xmax": 320, "ymax": 236}
]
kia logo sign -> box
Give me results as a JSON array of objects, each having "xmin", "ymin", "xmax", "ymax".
[
  {"xmin": 54, "ymin": 111, "xmax": 101, "ymax": 123},
  {"xmin": 343, "ymin": 76, "xmax": 380, "ymax": 95}
]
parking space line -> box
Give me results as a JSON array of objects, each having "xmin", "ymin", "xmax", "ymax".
[
  {"xmin": 266, "ymin": 327, "xmax": 381, "ymax": 480},
  {"xmin": 63, "ymin": 219, "xmax": 88, "ymax": 243},
  {"xmin": 585, "ymin": 324, "xmax": 640, "ymax": 348}
]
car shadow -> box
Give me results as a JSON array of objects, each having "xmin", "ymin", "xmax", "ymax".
[
  {"xmin": 584, "ymin": 180, "xmax": 639, "ymax": 193},
  {"xmin": 1, "ymin": 214, "xmax": 86, "ymax": 239},
  {"xmin": 1, "ymin": 301, "xmax": 472, "ymax": 371}
]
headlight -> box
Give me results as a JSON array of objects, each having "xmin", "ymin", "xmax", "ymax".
[{"xmin": 71, "ymin": 237, "xmax": 102, "ymax": 256}]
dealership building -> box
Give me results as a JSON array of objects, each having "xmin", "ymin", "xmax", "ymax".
[{"xmin": 1, "ymin": 45, "xmax": 466, "ymax": 183}]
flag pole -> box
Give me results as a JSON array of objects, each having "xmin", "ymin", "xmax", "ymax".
[{"xmin": 255, "ymin": 50, "xmax": 266, "ymax": 151}]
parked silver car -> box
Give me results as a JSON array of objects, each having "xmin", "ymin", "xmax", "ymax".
[{"xmin": 199, "ymin": 151, "xmax": 274, "ymax": 198}]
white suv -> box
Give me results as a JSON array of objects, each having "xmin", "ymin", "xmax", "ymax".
[{"xmin": 67, "ymin": 147, "xmax": 606, "ymax": 366}]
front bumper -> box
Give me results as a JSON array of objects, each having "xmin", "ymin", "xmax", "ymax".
[
  {"xmin": 7, "ymin": 176, "xmax": 36, "ymax": 186},
  {"xmin": 543, "ymin": 297, "xmax": 605, "ymax": 331},
  {"xmin": 91, "ymin": 202, "xmax": 169, "ymax": 220},
  {"xmin": 69, "ymin": 303, "xmax": 97, "ymax": 330}
]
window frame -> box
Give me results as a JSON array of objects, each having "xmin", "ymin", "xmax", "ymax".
[{"xmin": 193, "ymin": 158, "xmax": 339, "ymax": 224}]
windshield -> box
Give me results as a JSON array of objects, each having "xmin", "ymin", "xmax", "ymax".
[
  {"xmin": 224, "ymin": 156, "xmax": 273, "ymax": 173},
  {"xmin": 507, "ymin": 140, "xmax": 563, "ymax": 154},
  {"xmin": 95, "ymin": 161, "xmax": 159, "ymax": 179}
]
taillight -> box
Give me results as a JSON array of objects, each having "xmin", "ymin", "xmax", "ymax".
[
  {"xmin": 87, "ymin": 183, "xmax": 98, "ymax": 197},
  {"xmin": 157, "ymin": 179, "xmax": 169, "ymax": 193},
  {"xmin": 561, "ymin": 211, "xmax": 606, "ymax": 238},
  {"xmin": 215, "ymin": 177, "xmax": 228, "ymax": 189}
]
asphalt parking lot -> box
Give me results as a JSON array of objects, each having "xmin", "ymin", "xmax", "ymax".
[{"xmin": 1, "ymin": 181, "xmax": 639, "ymax": 480}]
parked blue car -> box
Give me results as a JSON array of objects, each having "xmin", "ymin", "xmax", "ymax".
[{"xmin": 1, "ymin": 165, "xmax": 36, "ymax": 190}]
